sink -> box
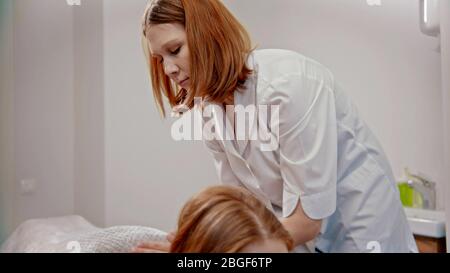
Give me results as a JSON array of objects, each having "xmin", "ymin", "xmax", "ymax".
[{"xmin": 404, "ymin": 207, "xmax": 446, "ymax": 238}]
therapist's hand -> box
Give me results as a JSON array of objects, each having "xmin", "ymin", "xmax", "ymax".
[
  {"xmin": 279, "ymin": 202, "xmax": 322, "ymax": 246},
  {"xmin": 131, "ymin": 231, "xmax": 176, "ymax": 253}
]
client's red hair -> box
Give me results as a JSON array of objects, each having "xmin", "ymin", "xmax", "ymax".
[{"xmin": 170, "ymin": 185, "xmax": 294, "ymax": 253}]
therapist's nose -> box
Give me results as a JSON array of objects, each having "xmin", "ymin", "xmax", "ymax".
[{"xmin": 164, "ymin": 61, "xmax": 179, "ymax": 77}]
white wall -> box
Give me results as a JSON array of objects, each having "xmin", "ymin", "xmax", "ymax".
[
  {"xmin": 0, "ymin": 0, "xmax": 15, "ymax": 243},
  {"xmin": 74, "ymin": 0, "xmax": 105, "ymax": 227},
  {"xmin": 224, "ymin": 0, "xmax": 444, "ymax": 208},
  {"xmin": 2, "ymin": 0, "xmax": 106, "ymax": 233},
  {"xmin": 12, "ymin": 0, "xmax": 75, "ymax": 225}
]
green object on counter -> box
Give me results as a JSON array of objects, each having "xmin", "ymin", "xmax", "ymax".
[
  {"xmin": 398, "ymin": 183, "xmax": 414, "ymax": 207},
  {"xmin": 397, "ymin": 182, "xmax": 424, "ymax": 208}
]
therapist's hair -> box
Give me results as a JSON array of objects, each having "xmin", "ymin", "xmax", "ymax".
[
  {"xmin": 141, "ymin": 0, "xmax": 254, "ymax": 117},
  {"xmin": 170, "ymin": 185, "xmax": 294, "ymax": 253}
]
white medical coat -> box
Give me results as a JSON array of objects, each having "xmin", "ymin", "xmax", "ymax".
[{"xmin": 203, "ymin": 49, "xmax": 418, "ymax": 253}]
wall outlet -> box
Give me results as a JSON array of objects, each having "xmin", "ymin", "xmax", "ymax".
[
  {"xmin": 19, "ymin": 179, "xmax": 37, "ymax": 195},
  {"xmin": 66, "ymin": 0, "xmax": 81, "ymax": 6},
  {"xmin": 367, "ymin": 0, "xmax": 382, "ymax": 7}
]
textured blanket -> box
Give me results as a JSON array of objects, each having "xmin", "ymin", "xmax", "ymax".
[{"xmin": 0, "ymin": 215, "xmax": 168, "ymax": 253}]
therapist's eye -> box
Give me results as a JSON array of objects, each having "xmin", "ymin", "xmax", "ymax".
[{"xmin": 170, "ymin": 46, "xmax": 181, "ymax": 56}]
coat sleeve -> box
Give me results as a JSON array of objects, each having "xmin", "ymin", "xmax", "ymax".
[{"xmin": 265, "ymin": 72, "xmax": 338, "ymax": 220}]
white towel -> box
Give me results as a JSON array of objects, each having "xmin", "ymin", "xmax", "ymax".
[{"xmin": 0, "ymin": 215, "xmax": 167, "ymax": 253}]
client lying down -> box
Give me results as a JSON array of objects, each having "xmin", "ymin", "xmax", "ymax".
[{"xmin": 1, "ymin": 185, "xmax": 293, "ymax": 253}]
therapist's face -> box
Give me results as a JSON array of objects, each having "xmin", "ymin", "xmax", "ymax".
[
  {"xmin": 239, "ymin": 238, "xmax": 289, "ymax": 253},
  {"xmin": 146, "ymin": 23, "xmax": 191, "ymax": 89}
]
